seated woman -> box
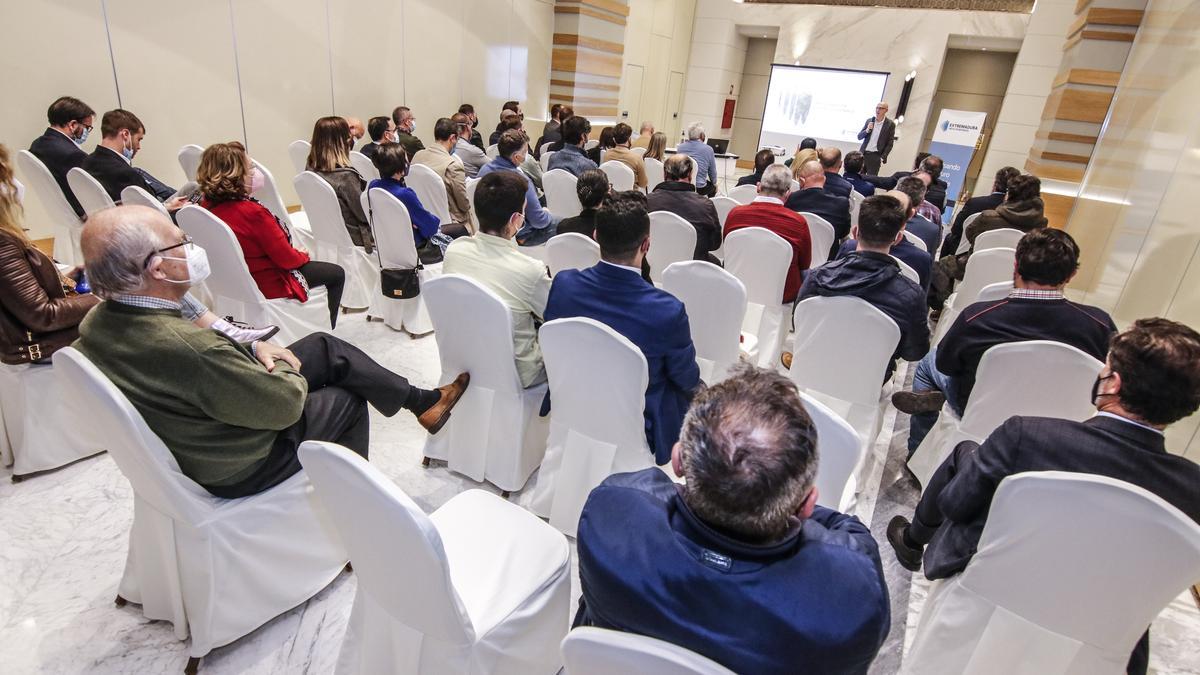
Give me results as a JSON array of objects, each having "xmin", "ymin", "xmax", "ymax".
[
  {"xmin": 367, "ymin": 143, "xmax": 448, "ymax": 258},
  {"xmin": 197, "ymin": 142, "xmax": 346, "ymax": 328},
  {"xmin": 307, "ymin": 116, "xmax": 373, "ymax": 251},
  {"xmin": 557, "ymin": 169, "xmax": 608, "ymax": 237},
  {"xmin": 645, "ymin": 132, "xmax": 668, "ymax": 162}
]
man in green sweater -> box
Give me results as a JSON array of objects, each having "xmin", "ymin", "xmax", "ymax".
[{"xmin": 74, "ymin": 205, "xmax": 469, "ymax": 498}]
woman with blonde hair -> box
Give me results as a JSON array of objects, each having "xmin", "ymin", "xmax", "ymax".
[
  {"xmin": 199, "ymin": 142, "xmax": 345, "ymax": 327},
  {"xmin": 306, "ymin": 116, "xmax": 372, "ymax": 250},
  {"xmin": 645, "ymin": 131, "xmax": 668, "ymax": 162}
]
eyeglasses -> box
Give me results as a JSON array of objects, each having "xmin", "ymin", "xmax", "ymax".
[{"xmin": 143, "ymin": 235, "xmax": 192, "ymax": 268}]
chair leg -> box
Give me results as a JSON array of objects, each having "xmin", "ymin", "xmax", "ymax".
[
  {"xmin": 500, "ymin": 490, "xmax": 511, "ymax": 499},
  {"xmin": 114, "ymin": 594, "xmax": 128, "ymax": 607},
  {"xmin": 421, "ymin": 456, "xmax": 431, "ymax": 468},
  {"xmin": 345, "ymin": 561, "xmax": 353, "ymax": 573},
  {"xmin": 184, "ymin": 657, "xmax": 202, "ymax": 674},
  {"xmin": 10, "ymin": 473, "xmax": 24, "ymax": 483}
]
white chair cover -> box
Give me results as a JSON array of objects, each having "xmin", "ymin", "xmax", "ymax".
[
  {"xmin": 975, "ymin": 227, "xmax": 1025, "ymax": 252},
  {"xmin": 644, "ymin": 157, "xmax": 665, "ymax": 192},
  {"xmin": 406, "ymin": 162, "xmax": 453, "ymax": 226},
  {"xmin": 52, "ymin": 348, "xmax": 347, "ymax": 659},
  {"xmin": 722, "ymin": 227, "xmax": 791, "ymax": 368},
  {"xmin": 288, "ymin": 140, "xmax": 311, "ymax": 174},
  {"xmin": 539, "ymin": 142, "xmax": 555, "ymax": 156},
  {"xmin": 349, "ymin": 150, "xmax": 380, "ymax": 182},
  {"xmin": 902, "ymin": 229, "xmax": 928, "ymax": 252},
  {"xmin": 954, "ymin": 212, "xmax": 983, "ymax": 255},
  {"xmin": 66, "ymin": 166, "xmax": 114, "ymax": 216},
  {"xmin": 662, "ymin": 261, "xmax": 746, "ymax": 384},
  {"xmin": 0, "ymin": 363, "xmax": 102, "ymax": 477},
  {"xmin": 250, "ymin": 159, "xmax": 316, "ymax": 253},
  {"xmin": 799, "ymin": 390, "xmax": 864, "ymax": 512},
  {"xmin": 562, "ymin": 627, "xmax": 736, "ymax": 675},
  {"xmin": 907, "ymin": 341, "xmax": 1104, "ymax": 488},
  {"xmin": 725, "ymin": 183, "xmax": 757, "ymax": 205},
  {"xmin": 976, "ymin": 280, "xmax": 1013, "ymax": 302},
  {"xmin": 539, "ymin": 151, "xmax": 555, "ymax": 174},
  {"xmin": 530, "ymin": 318, "xmax": 653, "ymax": 537},
  {"xmin": 800, "ymin": 212, "xmax": 836, "ymax": 267},
  {"xmin": 17, "ymin": 150, "xmax": 84, "ymax": 264},
  {"xmin": 293, "ymin": 171, "xmax": 378, "ymax": 309},
  {"xmin": 893, "ymin": 255, "xmax": 921, "ymax": 284},
  {"xmin": 178, "ymin": 144, "xmax": 204, "ymax": 182},
  {"xmin": 584, "ymin": 139, "xmax": 600, "ymax": 151},
  {"xmin": 297, "ymin": 442, "xmax": 571, "ymax": 675},
  {"xmin": 465, "ymin": 177, "xmax": 481, "ymax": 233},
  {"xmin": 631, "ymin": 146, "xmax": 647, "ymax": 158},
  {"xmin": 121, "ymin": 185, "xmax": 170, "ymax": 217},
  {"xmin": 646, "ymin": 211, "xmax": 697, "ymax": 284},
  {"xmin": 933, "ymin": 247, "xmax": 1016, "ymax": 347},
  {"xmin": 177, "ymin": 205, "xmax": 331, "ymax": 344},
  {"xmin": 361, "ymin": 187, "xmax": 440, "ymax": 335},
  {"xmin": 485, "ymin": 144, "xmax": 499, "ymax": 160},
  {"xmin": 546, "ymin": 233, "xmax": 601, "ymax": 277},
  {"xmin": 790, "ymin": 179, "xmax": 801, "ymax": 192},
  {"xmin": 903, "ymin": 472, "xmax": 1200, "ymax": 675},
  {"xmin": 599, "ymin": 160, "xmax": 635, "ymax": 191},
  {"xmin": 709, "ymin": 196, "xmax": 737, "ymax": 260},
  {"xmin": 422, "ymin": 275, "xmax": 550, "ymax": 492},
  {"xmin": 544, "ymin": 169, "xmax": 583, "ymax": 218}
]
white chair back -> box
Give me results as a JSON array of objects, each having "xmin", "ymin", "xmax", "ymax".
[
  {"xmin": 726, "ymin": 183, "xmax": 757, "ymax": 205},
  {"xmin": 975, "ymin": 227, "xmax": 1025, "ymax": 251},
  {"xmin": 297, "ymin": 441, "xmax": 473, "ymax": 644},
  {"xmin": 485, "ymin": 144, "xmax": 499, "ymax": 160},
  {"xmin": 66, "ymin": 167, "xmax": 114, "ymax": 215},
  {"xmin": 800, "ymin": 212, "xmax": 836, "ymax": 267},
  {"xmin": 976, "ymin": 280, "xmax": 1013, "ymax": 303},
  {"xmin": 902, "ymin": 229, "xmax": 928, "ymax": 252},
  {"xmin": 363, "ymin": 187, "xmax": 420, "ymax": 269},
  {"xmin": 644, "ymin": 157, "xmax": 665, "ymax": 191},
  {"xmin": 798, "ymin": 390, "xmax": 864, "ymax": 511},
  {"xmin": 544, "ymin": 169, "xmax": 583, "ymax": 218},
  {"xmin": 288, "ymin": 140, "xmax": 311, "ymax": 174},
  {"xmin": 954, "ymin": 212, "xmax": 982, "ymax": 255},
  {"xmin": 539, "ymin": 150, "xmax": 555, "ymax": 173},
  {"xmin": 956, "ymin": 247, "xmax": 1016, "ymax": 310},
  {"xmin": 425, "ymin": 274, "xmax": 525, "ymax": 395},
  {"xmin": 546, "ymin": 233, "xmax": 601, "ymax": 276},
  {"xmin": 662, "ymin": 261, "xmax": 746, "ymax": 384},
  {"xmin": 15, "ymin": 150, "xmax": 84, "ymax": 264},
  {"xmin": 599, "ymin": 160, "xmax": 635, "ymax": 191},
  {"xmin": 892, "ymin": 255, "xmax": 921, "ymax": 284},
  {"xmin": 349, "ymin": 150, "xmax": 380, "ymax": 182},
  {"xmin": 562, "ymin": 627, "xmax": 736, "ymax": 675},
  {"xmin": 790, "ymin": 296, "xmax": 900, "ymax": 407},
  {"xmin": 176, "ymin": 205, "xmax": 267, "ymax": 306},
  {"xmin": 849, "ymin": 189, "xmax": 865, "ymax": 231},
  {"xmin": 539, "ymin": 142, "xmax": 555, "ymax": 157},
  {"xmin": 121, "ymin": 185, "xmax": 170, "ymax": 218},
  {"xmin": 584, "ymin": 139, "xmax": 600, "ymax": 151},
  {"xmin": 631, "ymin": 146, "xmax": 647, "ymax": 158},
  {"xmin": 723, "ymin": 227, "xmax": 793, "ymax": 368},
  {"xmin": 250, "ymin": 159, "xmax": 297, "ymax": 228},
  {"xmin": 790, "ymin": 179, "xmax": 801, "ymax": 192},
  {"xmin": 405, "ymin": 162, "xmax": 452, "ymax": 225},
  {"xmin": 904, "ymin": 472, "xmax": 1200, "ymax": 675},
  {"xmin": 647, "ymin": 211, "xmax": 697, "ymax": 284},
  {"xmin": 465, "ymin": 177, "xmax": 481, "ymax": 232},
  {"xmin": 293, "ymin": 171, "xmax": 355, "ymax": 248},
  {"xmin": 711, "ymin": 196, "xmax": 737, "ymax": 229},
  {"xmin": 178, "ymin": 144, "xmax": 204, "ymax": 182}
]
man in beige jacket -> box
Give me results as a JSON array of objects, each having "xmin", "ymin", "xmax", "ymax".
[
  {"xmin": 412, "ymin": 118, "xmax": 473, "ymax": 236},
  {"xmin": 604, "ymin": 122, "xmax": 649, "ymax": 190}
]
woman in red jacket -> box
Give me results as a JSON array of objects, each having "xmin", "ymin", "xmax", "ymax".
[{"xmin": 197, "ymin": 142, "xmax": 345, "ymax": 327}]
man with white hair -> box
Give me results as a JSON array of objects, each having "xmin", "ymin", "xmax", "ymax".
[
  {"xmin": 73, "ymin": 206, "xmax": 469, "ymax": 498},
  {"xmin": 723, "ymin": 165, "xmax": 812, "ymax": 304},
  {"xmin": 675, "ymin": 121, "xmax": 718, "ymax": 197},
  {"xmin": 632, "ymin": 121, "xmax": 655, "ymax": 149}
]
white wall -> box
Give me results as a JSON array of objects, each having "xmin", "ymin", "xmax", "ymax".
[
  {"xmin": 3, "ymin": 0, "xmax": 554, "ymax": 239},
  {"xmin": 683, "ymin": 0, "xmax": 1028, "ymax": 173},
  {"xmin": 621, "ymin": 0, "xmax": 697, "ymax": 136}
]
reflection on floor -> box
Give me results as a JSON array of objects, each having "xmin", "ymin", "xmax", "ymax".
[{"xmin": 1, "ymin": 308, "xmax": 1198, "ymax": 674}]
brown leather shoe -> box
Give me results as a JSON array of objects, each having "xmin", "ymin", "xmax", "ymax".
[
  {"xmin": 891, "ymin": 390, "xmax": 946, "ymax": 414},
  {"xmin": 780, "ymin": 351, "xmax": 793, "ymax": 370},
  {"xmin": 418, "ymin": 373, "xmax": 470, "ymax": 434}
]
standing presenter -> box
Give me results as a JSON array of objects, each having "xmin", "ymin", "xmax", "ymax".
[{"xmin": 857, "ymin": 102, "xmax": 895, "ymax": 176}]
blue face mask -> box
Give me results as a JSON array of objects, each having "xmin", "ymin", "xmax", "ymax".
[
  {"xmin": 122, "ymin": 139, "xmax": 135, "ymax": 161},
  {"xmin": 74, "ymin": 127, "xmax": 89, "ymax": 146}
]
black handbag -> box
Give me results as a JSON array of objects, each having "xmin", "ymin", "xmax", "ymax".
[{"xmin": 380, "ymin": 266, "xmax": 422, "ymax": 298}]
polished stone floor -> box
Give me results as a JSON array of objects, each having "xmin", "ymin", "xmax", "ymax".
[{"xmin": 1, "ymin": 306, "xmax": 1198, "ymax": 674}]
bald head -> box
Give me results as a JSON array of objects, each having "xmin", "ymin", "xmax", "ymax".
[
  {"xmin": 797, "ymin": 159, "xmax": 825, "ymax": 187},
  {"xmin": 345, "ymin": 116, "xmax": 364, "ymax": 141},
  {"xmin": 664, "ymin": 154, "xmax": 694, "ymax": 182},
  {"xmin": 817, "ymin": 147, "xmax": 842, "ymax": 171},
  {"xmin": 82, "ymin": 205, "xmax": 181, "ymax": 299}
]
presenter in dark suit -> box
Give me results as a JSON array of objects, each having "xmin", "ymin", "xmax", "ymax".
[
  {"xmin": 574, "ymin": 365, "xmax": 890, "ymax": 675},
  {"xmin": 81, "ymin": 109, "xmax": 187, "ymax": 208},
  {"xmin": 888, "ymin": 318, "xmax": 1200, "ymax": 675},
  {"xmin": 544, "ymin": 191, "xmax": 701, "ymax": 464},
  {"xmin": 857, "ymin": 102, "xmax": 895, "ymax": 175},
  {"xmin": 29, "ymin": 96, "xmax": 96, "ymax": 218},
  {"xmin": 785, "ymin": 159, "xmax": 852, "ymax": 255}
]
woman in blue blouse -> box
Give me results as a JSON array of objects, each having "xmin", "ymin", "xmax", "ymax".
[{"xmin": 367, "ymin": 143, "xmax": 444, "ymax": 251}]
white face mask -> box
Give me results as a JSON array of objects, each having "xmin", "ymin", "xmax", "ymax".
[{"xmin": 159, "ymin": 242, "xmax": 211, "ymax": 285}]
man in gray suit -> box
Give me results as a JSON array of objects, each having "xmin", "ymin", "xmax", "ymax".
[{"xmin": 857, "ymin": 102, "xmax": 895, "ymax": 175}]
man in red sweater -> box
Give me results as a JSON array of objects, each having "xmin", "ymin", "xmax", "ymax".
[{"xmin": 723, "ymin": 164, "xmax": 812, "ymax": 303}]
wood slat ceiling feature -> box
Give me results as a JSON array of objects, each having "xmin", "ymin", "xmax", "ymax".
[{"xmin": 742, "ymin": 0, "xmax": 1034, "ymax": 12}]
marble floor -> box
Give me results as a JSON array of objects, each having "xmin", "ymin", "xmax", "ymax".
[{"xmin": 2, "ymin": 310, "xmax": 1199, "ymax": 674}]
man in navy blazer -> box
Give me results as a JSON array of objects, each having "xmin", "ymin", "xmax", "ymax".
[
  {"xmin": 819, "ymin": 147, "xmax": 855, "ymax": 198},
  {"xmin": 28, "ymin": 96, "xmax": 96, "ymax": 217},
  {"xmin": 544, "ymin": 191, "xmax": 700, "ymax": 464},
  {"xmin": 785, "ymin": 159, "xmax": 852, "ymax": 258},
  {"xmin": 575, "ymin": 364, "xmax": 890, "ymax": 674},
  {"xmin": 889, "ymin": 318, "xmax": 1200, "ymax": 674}
]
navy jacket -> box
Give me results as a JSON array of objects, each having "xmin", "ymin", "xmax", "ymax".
[
  {"xmin": 941, "ymin": 191, "xmax": 1004, "ymax": 257},
  {"xmin": 785, "ymin": 187, "xmax": 851, "ymax": 258},
  {"xmin": 824, "ymin": 171, "xmax": 854, "ymax": 198},
  {"xmin": 29, "ymin": 128, "xmax": 88, "ymax": 217},
  {"xmin": 843, "ymin": 171, "xmax": 876, "ymax": 197},
  {"xmin": 799, "ymin": 250, "xmax": 929, "ymax": 379},
  {"xmin": 81, "ymin": 146, "xmax": 153, "ymax": 203},
  {"xmin": 545, "ymin": 263, "xmax": 699, "ymax": 463},
  {"xmin": 924, "ymin": 415, "xmax": 1200, "ymax": 580},
  {"xmin": 575, "ymin": 469, "xmax": 891, "ymax": 675},
  {"xmin": 905, "ymin": 214, "xmax": 941, "ymax": 255},
  {"xmin": 837, "ymin": 237, "xmax": 932, "ymax": 289}
]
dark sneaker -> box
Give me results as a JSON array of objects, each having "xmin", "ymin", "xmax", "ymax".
[
  {"xmin": 887, "ymin": 515, "xmax": 924, "ymax": 572},
  {"xmin": 892, "ymin": 390, "xmax": 947, "ymax": 414}
]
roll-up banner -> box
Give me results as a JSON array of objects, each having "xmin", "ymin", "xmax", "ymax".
[{"xmin": 928, "ymin": 109, "xmax": 987, "ymax": 216}]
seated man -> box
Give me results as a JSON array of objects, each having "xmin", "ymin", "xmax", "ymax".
[
  {"xmin": 724, "ymin": 165, "xmax": 811, "ymax": 304},
  {"xmin": 868, "ymin": 153, "xmax": 948, "ymax": 213},
  {"xmin": 894, "ymin": 175, "xmax": 941, "ymax": 255},
  {"xmin": 603, "ymin": 123, "xmax": 649, "ymax": 190},
  {"xmin": 391, "ymin": 106, "xmax": 425, "ymax": 158},
  {"xmin": 645, "ymin": 154, "xmax": 722, "ymax": 264},
  {"xmin": 457, "ymin": 104, "xmax": 485, "ymax": 150},
  {"xmin": 359, "ymin": 115, "xmax": 396, "ymax": 160},
  {"xmin": 940, "ymin": 165, "xmax": 1019, "ymax": 257},
  {"xmin": 451, "ymin": 112, "xmax": 488, "ymax": 179},
  {"xmin": 835, "ymin": 188, "xmax": 932, "ymax": 289},
  {"xmin": 478, "ymin": 130, "xmax": 559, "ymax": 246},
  {"xmin": 675, "ymin": 122, "xmax": 719, "ymax": 197},
  {"xmin": 547, "ymin": 116, "xmax": 598, "ymax": 177},
  {"xmin": 411, "ymin": 117, "xmax": 472, "ymax": 237},
  {"xmin": 534, "ymin": 104, "xmax": 570, "ymax": 157},
  {"xmin": 910, "ymin": 169, "xmax": 943, "ymax": 228},
  {"xmin": 443, "ymin": 170, "xmax": 552, "ymax": 388},
  {"xmin": 787, "ymin": 194, "xmax": 928, "ymax": 378},
  {"xmin": 888, "ymin": 318, "xmax": 1200, "ymax": 675},
  {"xmin": 785, "ymin": 159, "xmax": 852, "ymax": 258},
  {"xmin": 575, "ymin": 364, "xmax": 890, "ymax": 674},
  {"xmin": 29, "ymin": 95, "xmax": 95, "ymax": 217},
  {"xmin": 74, "ymin": 206, "xmax": 468, "ymax": 498},
  {"xmin": 631, "ymin": 120, "xmax": 654, "ymax": 149},
  {"xmin": 894, "ymin": 228, "xmax": 1116, "ymax": 454},
  {"xmin": 82, "ymin": 109, "xmax": 188, "ymax": 206},
  {"xmin": 819, "ymin": 146, "xmax": 854, "ymax": 198},
  {"xmin": 736, "ymin": 148, "xmax": 775, "ymax": 187},
  {"xmin": 842, "ymin": 150, "xmax": 875, "ymax": 197},
  {"xmin": 545, "ymin": 191, "xmax": 700, "ymax": 464}
]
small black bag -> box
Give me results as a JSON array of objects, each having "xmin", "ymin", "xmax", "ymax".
[{"xmin": 380, "ymin": 266, "xmax": 422, "ymax": 299}]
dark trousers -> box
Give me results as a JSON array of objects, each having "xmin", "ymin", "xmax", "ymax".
[
  {"xmin": 299, "ymin": 260, "xmax": 345, "ymax": 328},
  {"xmin": 908, "ymin": 443, "xmax": 1151, "ymax": 675},
  {"xmin": 863, "ymin": 151, "xmax": 883, "ymax": 176},
  {"xmin": 698, "ymin": 181, "xmax": 718, "ymax": 198},
  {"xmin": 205, "ymin": 333, "xmax": 411, "ymax": 498}
]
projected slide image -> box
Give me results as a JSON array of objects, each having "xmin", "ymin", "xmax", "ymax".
[{"xmin": 759, "ymin": 65, "xmax": 888, "ymax": 148}]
